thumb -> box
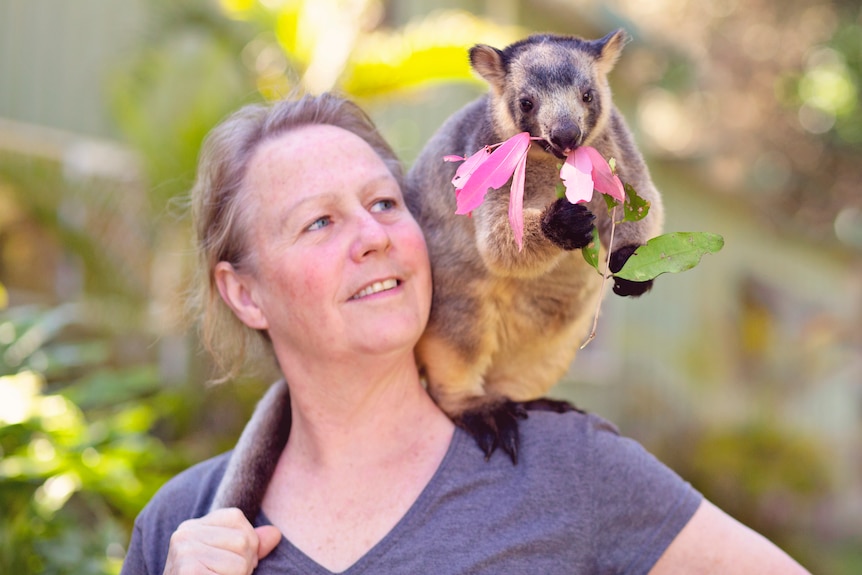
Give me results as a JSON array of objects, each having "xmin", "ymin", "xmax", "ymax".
[{"xmin": 255, "ymin": 525, "xmax": 282, "ymax": 559}]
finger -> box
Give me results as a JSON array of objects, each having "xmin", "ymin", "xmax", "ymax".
[
  {"xmin": 255, "ymin": 525, "xmax": 282, "ymax": 559},
  {"xmin": 172, "ymin": 509, "xmax": 261, "ymax": 566},
  {"xmin": 165, "ymin": 533, "xmax": 254, "ymax": 575},
  {"xmin": 198, "ymin": 507, "xmax": 251, "ymax": 529}
]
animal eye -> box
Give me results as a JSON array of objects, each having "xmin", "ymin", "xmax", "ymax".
[
  {"xmin": 519, "ymin": 98, "xmax": 534, "ymax": 113},
  {"xmin": 582, "ymin": 90, "xmax": 594, "ymax": 103}
]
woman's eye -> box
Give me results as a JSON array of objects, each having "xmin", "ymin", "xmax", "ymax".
[
  {"xmin": 306, "ymin": 216, "xmax": 331, "ymax": 231},
  {"xmin": 371, "ymin": 199, "xmax": 396, "ymax": 212}
]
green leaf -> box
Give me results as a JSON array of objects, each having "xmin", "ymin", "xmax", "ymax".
[
  {"xmin": 555, "ymin": 181, "xmax": 566, "ymax": 199},
  {"xmin": 614, "ymin": 232, "xmax": 725, "ymax": 281},
  {"xmin": 603, "ymin": 192, "xmax": 620, "ymax": 214},
  {"xmin": 621, "ymin": 182, "xmax": 650, "ymax": 223},
  {"xmin": 581, "ymin": 227, "xmax": 601, "ymax": 272}
]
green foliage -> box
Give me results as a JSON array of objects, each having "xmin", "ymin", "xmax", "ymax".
[
  {"xmin": 109, "ymin": 3, "xmax": 258, "ymax": 210},
  {"xmin": 652, "ymin": 418, "xmax": 851, "ymax": 574},
  {"xmin": 781, "ymin": 7, "xmax": 862, "ymax": 147},
  {"xmin": 614, "ymin": 232, "xmax": 725, "ymax": 281},
  {"xmin": 581, "ymin": 227, "xmax": 601, "ymax": 271},
  {"xmin": 0, "ymin": 304, "xmax": 180, "ymax": 575},
  {"xmin": 581, "ymin": 181, "xmax": 722, "ymax": 282},
  {"xmin": 601, "ymin": 181, "xmax": 651, "ymax": 224},
  {"xmin": 619, "ymin": 182, "xmax": 651, "ymax": 223},
  {"xmin": 670, "ymin": 421, "xmax": 831, "ymax": 546}
]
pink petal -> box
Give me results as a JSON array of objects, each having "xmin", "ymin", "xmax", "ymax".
[
  {"xmin": 560, "ymin": 148, "xmax": 595, "ymax": 204},
  {"xmin": 455, "ymin": 133, "xmax": 531, "ymax": 215},
  {"xmin": 450, "ymin": 147, "xmax": 490, "ymax": 190},
  {"xmin": 582, "ymin": 146, "xmax": 624, "ymax": 202},
  {"xmin": 508, "ymin": 149, "xmax": 528, "ymax": 251},
  {"xmin": 443, "ymin": 155, "xmax": 465, "ymax": 162}
]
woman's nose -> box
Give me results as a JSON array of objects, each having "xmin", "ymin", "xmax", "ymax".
[{"xmin": 350, "ymin": 212, "xmax": 391, "ymax": 260}]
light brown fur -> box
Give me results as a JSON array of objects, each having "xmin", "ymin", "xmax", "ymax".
[{"xmin": 405, "ymin": 30, "xmax": 663, "ymax": 434}]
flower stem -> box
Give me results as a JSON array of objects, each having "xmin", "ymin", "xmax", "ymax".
[{"xmin": 580, "ymin": 205, "xmax": 617, "ymax": 349}]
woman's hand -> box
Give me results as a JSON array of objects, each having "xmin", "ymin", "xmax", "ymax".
[{"xmin": 163, "ymin": 508, "xmax": 282, "ymax": 575}]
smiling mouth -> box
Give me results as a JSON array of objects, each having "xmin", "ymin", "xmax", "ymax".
[{"xmin": 351, "ymin": 278, "xmax": 399, "ymax": 300}]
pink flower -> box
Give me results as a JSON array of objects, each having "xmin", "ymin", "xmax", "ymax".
[
  {"xmin": 445, "ymin": 148, "xmax": 490, "ymax": 192},
  {"xmin": 444, "ymin": 138, "xmax": 624, "ymax": 252},
  {"xmin": 560, "ymin": 146, "xmax": 625, "ymax": 204},
  {"xmin": 446, "ymin": 133, "xmax": 532, "ymax": 250}
]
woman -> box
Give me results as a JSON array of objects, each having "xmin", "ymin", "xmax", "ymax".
[{"xmin": 121, "ymin": 93, "xmax": 810, "ymax": 574}]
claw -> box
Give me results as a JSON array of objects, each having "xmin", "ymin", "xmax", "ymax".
[{"xmin": 456, "ymin": 400, "xmax": 528, "ymax": 465}]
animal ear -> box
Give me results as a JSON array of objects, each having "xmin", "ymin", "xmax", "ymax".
[
  {"xmin": 469, "ymin": 44, "xmax": 507, "ymax": 94},
  {"xmin": 594, "ymin": 29, "xmax": 629, "ymax": 76}
]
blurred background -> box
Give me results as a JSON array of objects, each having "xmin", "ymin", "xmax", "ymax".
[{"xmin": 0, "ymin": 0, "xmax": 860, "ymax": 572}]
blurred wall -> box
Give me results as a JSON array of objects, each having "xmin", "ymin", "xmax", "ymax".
[{"xmin": 0, "ymin": 0, "xmax": 146, "ymax": 138}]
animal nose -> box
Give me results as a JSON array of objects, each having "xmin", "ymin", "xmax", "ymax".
[{"xmin": 549, "ymin": 124, "xmax": 582, "ymax": 154}]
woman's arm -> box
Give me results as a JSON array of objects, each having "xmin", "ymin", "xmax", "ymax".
[{"xmin": 650, "ymin": 499, "xmax": 811, "ymax": 574}]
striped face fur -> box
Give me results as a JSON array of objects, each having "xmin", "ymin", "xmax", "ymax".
[{"xmin": 470, "ymin": 30, "xmax": 627, "ymax": 158}]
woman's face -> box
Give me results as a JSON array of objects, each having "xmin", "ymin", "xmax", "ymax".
[{"xmin": 219, "ymin": 124, "xmax": 432, "ymax": 365}]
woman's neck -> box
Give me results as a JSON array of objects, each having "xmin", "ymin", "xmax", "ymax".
[
  {"xmin": 261, "ymin": 352, "xmax": 455, "ymax": 573},
  {"xmin": 276, "ymin": 351, "xmax": 453, "ymax": 470}
]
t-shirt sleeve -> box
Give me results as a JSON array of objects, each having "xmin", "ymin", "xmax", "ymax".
[
  {"xmin": 119, "ymin": 522, "xmax": 151, "ymax": 575},
  {"xmin": 583, "ymin": 413, "xmax": 702, "ymax": 574},
  {"xmin": 119, "ymin": 453, "xmax": 231, "ymax": 575}
]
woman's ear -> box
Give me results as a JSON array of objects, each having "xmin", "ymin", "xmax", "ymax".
[{"xmin": 214, "ymin": 261, "xmax": 270, "ymax": 330}]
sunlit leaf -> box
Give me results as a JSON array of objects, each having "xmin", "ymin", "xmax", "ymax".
[
  {"xmin": 614, "ymin": 232, "xmax": 725, "ymax": 281},
  {"xmin": 341, "ymin": 11, "xmax": 523, "ymax": 98}
]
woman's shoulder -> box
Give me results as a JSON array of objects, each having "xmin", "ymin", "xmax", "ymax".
[
  {"xmin": 515, "ymin": 406, "xmax": 693, "ymax": 488},
  {"xmin": 518, "ymin": 406, "xmax": 621, "ymax": 454}
]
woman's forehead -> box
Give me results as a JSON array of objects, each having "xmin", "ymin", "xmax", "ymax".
[{"xmin": 243, "ymin": 124, "xmax": 392, "ymax": 212}]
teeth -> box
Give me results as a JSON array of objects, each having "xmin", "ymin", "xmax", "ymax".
[{"xmin": 352, "ymin": 278, "xmax": 398, "ymax": 299}]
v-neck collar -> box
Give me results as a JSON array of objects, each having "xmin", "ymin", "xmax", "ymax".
[{"xmin": 256, "ymin": 428, "xmax": 466, "ymax": 574}]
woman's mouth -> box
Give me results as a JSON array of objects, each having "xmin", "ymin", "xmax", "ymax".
[{"xmin": 351, "ymin": 278, "xmax": 399, "ymax": 300}]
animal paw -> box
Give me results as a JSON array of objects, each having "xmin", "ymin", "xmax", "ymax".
[
  {"xmin": 609, "ymin": 244, "xmax": 654, "ymax": 297},
  {"xmin": 456, "ymin": 399, "xmax": 528, "ymax": 465},
  {"xmin": 540, "ymin": 198, "xmax": 596, "ymax": 250}
]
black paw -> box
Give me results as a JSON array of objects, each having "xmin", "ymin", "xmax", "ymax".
[
  {"xmin": 456, "ymin": 400, "xmax": 528, "ymax": 465},
  {"xmin": 519, "ymin": 397, "xmax": 585, "ymax": 414},
  {"xmin": 540, "ymin": 198, "xmax": 596, "ymax": 251},
  {"xmin": 609, "ymin": 244, "xmax": 653, "ymax": 297}
]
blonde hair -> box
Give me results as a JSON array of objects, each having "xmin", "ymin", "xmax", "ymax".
[{"xmin": 189, "ymin": 93, "xmax": 403, "ymax": 381}]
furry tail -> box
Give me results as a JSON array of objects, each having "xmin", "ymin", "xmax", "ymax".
[{"xmin": 209, "ymin": 379, "xmax": 291, "ymax": 521}]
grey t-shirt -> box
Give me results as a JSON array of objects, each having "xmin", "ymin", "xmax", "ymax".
[{"xmin": 121, "ymin": 410, "xmax": 701, "ymax": 574}]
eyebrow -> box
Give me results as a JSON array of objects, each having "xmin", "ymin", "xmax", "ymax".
[
  {"xmin": 275, "ymin": 191, "xmax": 339, "ymax": 232},
  {"xmin": 275, "ymin": 172, "xmax": 398, "ymax": 229}
]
